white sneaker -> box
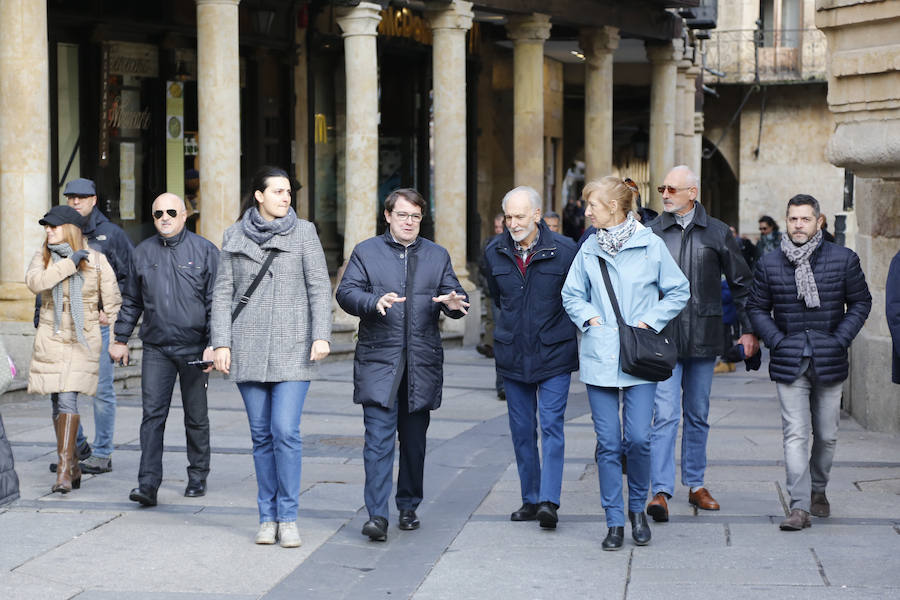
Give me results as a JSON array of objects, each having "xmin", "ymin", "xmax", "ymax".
[
  {"xmin": 278, "ymin": 521, "xmax": 302, "ymax": 548},
  {"xmin": 255, "ymin": 521, "xmax": 277, "ymax": 545}
]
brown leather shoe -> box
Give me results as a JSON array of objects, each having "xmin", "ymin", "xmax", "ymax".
[
  {"xmin": 810, "ymin": 492, "xmax": 830, "ymax": 518},
  {"xmin": 646, "ymin": 493, "xmax": 669, "ymax": 522},
  {"xmin": 779, "ymin": 508, "xmax": 811, "ymax": 531},
  {"xmin": 688, "ymin": 487, "xmax": 720, "ymax": 511}
]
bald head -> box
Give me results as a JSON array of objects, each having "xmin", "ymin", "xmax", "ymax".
[
  {"xmin": 152, "ymin": 193, "xmax": 188, "ymax": 238},
  {"xmin": 661, "ymin": 165, "xmax": 699, "ymax": 215}
]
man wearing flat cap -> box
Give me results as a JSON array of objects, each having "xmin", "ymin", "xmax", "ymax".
[{"xmin": 53, "ymin": 178, "xmax": 134, "ymax": 475}]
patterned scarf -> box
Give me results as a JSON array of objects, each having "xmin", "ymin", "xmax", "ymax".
[
  {"xmin": 596, "ymin": 212, "xmax": 637, "ymax": 257},
  {"xmin": 780, "ymin": 229, "xmax": 823, "ymax": 308},
  {"xmin": 241, "ymin": 206, "xmax": 297, "ymax": 245},
  {"xmin": 47, "ymin": 243, "xmax": 88, "ymax": 348}
]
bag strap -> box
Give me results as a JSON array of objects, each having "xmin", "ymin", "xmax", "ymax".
[
  {"xmin": 597, "ymin": 257, "xmax": 627, "ymax": 329},
  {"xmin": 232, "ymin": 250, "xmax": 277, "ymax": 323}
]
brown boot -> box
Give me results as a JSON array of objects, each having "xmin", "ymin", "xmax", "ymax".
[
  {"xmin": 52, "ymin": 413, "xmax": 81, "ymax": 494},
  {"xmin": 779, "ymin": 508, "xmax": 811, "ymax": 530}
]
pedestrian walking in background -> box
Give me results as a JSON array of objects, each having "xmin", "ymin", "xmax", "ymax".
[
  {"xmin": 562, "ymin": 176, "xmax": 689, "ymax": 550},
  {"xmin": 211, "ymin": 166, "xmax": 332, "ymax": 548},
  {"xmin": 646, "ymin": 166, "xmax": 757, "ymax": 520},
  {"xmin": 730, "ymin": 225, "xmax": 757, "ymax": 272},
  {"xmin": 476, "ymin": 212, "xmax": 506, "ymax": 399},
  {"xmin": 483, "ymin": 186, "xmax": 579, "ymax": 531},
  {"xmin": 748, "ymin": 194, "xmax": 871, "ymax": 531},
  {"xmin": 26, "ymin": 205, "xmax": 121, "ymax": 494},
  {"xmin": 543, "ymin": 210, "xmax": 562, "ymax": 233},
  {"xmin": 336, "ymin": 188, "xmax": 468, "ymax": 542},
  {"xmin": 713, "ymin": 277, "xmax": 739, "ymax": 374},
  {"xmin": 58, "ymin": 178, "xmax": 134, "ymax": 476},
  {"xmin": 112, "ymin": 193, "xmax": 219, "ymax": 508},
  {"xmin": 755, "ymin": 215, "xmax": 782, "ymax": 260}
]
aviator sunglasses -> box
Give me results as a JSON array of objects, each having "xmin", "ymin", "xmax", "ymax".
[{"xmin": 153, "ymin": 209, "xmax": 179, "ymax": 219}]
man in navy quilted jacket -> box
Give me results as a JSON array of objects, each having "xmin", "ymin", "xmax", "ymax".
[{"xmin": 747, "ymin": 194, "xmax": 871, "ymax": 532}]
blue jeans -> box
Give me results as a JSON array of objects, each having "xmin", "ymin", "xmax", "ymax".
[
  {"xmin": 649, "ymin": 357, "xmax": 716, "ymax": 496},
  {"xmin": 237, "ymin": 381, "xmax": 309, "ymax": 523},
  {"xmin": 76, "ymin": 324, "xmax": 116, "ymax": 458},
  {"xmin": 587, "ymin": 383, "xmax": 656, "ymax": 527},
  {"xmin": 503, "ymin": 373, "xmax": 570, "ymax": 506}
]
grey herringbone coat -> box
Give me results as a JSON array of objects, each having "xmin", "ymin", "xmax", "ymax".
[{"xmin": 210, "ymin": 219, "xmax": 332, "ymax": 382}]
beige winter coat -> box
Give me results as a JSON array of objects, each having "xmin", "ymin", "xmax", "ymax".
[{"xmin": 26, "ymin": 249, "xmax": 121, "ymax": 396}]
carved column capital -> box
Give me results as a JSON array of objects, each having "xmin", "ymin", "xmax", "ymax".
[
  {"xmin": 645, "ymin": 39, "xmax": 682, "ymax": 64},
  {"xmin": 506, "ymin": 13, "xmax": 551, "ymax": 42},
  {"xmin": 336, "ymin": 1, "xmax": 382, "ymax": 38},
  {"xmin": 579, "ymin": 26, "xmax": 619, "ymax": 66},
  {"xmin": 425, "ymin": 0, "xmax": 473, "ymax": 32}
]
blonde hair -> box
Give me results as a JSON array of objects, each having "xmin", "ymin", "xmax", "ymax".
[
  {"xmin": 42, "ymin": 224, "xmax": 88, "ymax": 270},
  {"xmin": 582, "ymin": 176, "xmax": 634, "ymax": 216}
]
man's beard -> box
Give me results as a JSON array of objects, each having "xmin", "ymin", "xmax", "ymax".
[{"xmin": 510, "ymin": 221, "xmax": 535, "ymax": 242}]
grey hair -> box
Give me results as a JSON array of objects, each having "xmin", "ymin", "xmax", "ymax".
[
  {"xmin": 670, "ymin": 165, "xmax": 700, "ymax": 191},
  {"xmin": 544, "ymin": 210, "xmax": 560, "ymax": 220},
  {"xmin": 501, "ymin": 186, "xmax": 542, "ymax": 212}
]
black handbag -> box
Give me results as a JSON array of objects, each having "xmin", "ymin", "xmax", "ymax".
[
  {"xmin": 231, "ymin": 250, "xmax": 277, "ymax": 323},
  {"xmin": 598, "ymin": 258, "xmax": 677, "ymax": 382}
]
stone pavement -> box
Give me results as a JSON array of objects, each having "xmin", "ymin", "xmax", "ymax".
[{"xmin": 1, "ymin": 348, "xmax": 899, "ymax": 599}]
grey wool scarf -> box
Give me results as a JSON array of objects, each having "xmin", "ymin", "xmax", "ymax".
[
  {"xmin": 47, "ymin": 243, "xmax": 88, "ymax": 348},
  {"xmin": 241, "ymin": 206, "xmax": 297, "ymax": 245},
  {"xmin": 780, "ymin": 229, "xmax": 823, "ymax": 309}
]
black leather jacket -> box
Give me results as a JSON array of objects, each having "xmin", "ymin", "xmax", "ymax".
[
  {"xmin": 647, "ymin": 202, "xmax": 754, "ymax": 358},
  {"xmin": 114, "ymin": 228, "xmax": 219, "ymax": 355}
]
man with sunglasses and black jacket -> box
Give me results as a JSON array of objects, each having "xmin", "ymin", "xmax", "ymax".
[{"xmin": 111, "ymin": 193, "xmax": 219, "ymax": 507}]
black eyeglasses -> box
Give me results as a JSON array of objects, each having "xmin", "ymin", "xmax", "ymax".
[{"xmin": 153, "ymin": 209, "xmax": 179, "ymax": 219}]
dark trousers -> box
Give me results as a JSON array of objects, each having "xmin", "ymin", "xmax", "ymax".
[
  {"xmin": 362, "ymin": 368, "xmax": 430, "ymax": 520},
  {"xmin": 138, "ymin": 345, "xmax": 210, "ymax": 491}
]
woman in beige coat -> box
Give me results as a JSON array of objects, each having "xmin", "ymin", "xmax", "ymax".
[{"xmin": 26, "ymin": 205, "xmax": 121, "ymax": 493}]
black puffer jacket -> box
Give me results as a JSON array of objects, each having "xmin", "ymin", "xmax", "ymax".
[
  {"xmin": 82, "ymin": 208, "xmax": 134, "ymax": 287},
  {"xmin": 747, "ymin": 241, "xmax": 871, "ymax": 384},
  {"xmin": 647, "ymin": 202, "xmax": 754, "ymax": 358},
  {"xmin": 114, "ymin": 228, "xmax": 219, "ymax": 355},
  {"xmin": 336, "ymin": 233, "xmax": 466, "ymax": 412}
]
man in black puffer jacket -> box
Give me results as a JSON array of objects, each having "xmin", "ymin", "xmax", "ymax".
[
  {"xmin": 337, "ymin": 188, "xmax": 468, "ymax": 542},
  {"xmin": 748, "ymin": 194, "xmax": 871, "ymax": 532}
]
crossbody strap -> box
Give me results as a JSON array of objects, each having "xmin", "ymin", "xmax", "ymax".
[
  {"xmin": 231, "ymin": 250, "xmax": 277, "ymax": 323},
  {"xmin": 597, "ymin": 257, "xmax": 626, "ymax": 329}
]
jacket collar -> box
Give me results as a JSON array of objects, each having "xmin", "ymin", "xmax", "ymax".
[
  {"xmin": 496, "ymin": 220, "xmax": 556, "ymax": 254},
  {"xmin": 382, "ymin": 230, "xmax": 421, "ymax": 251},
  {"xmin": 157, "ymin": 227, "xmax": 188, "ymax": 248},
  {"xmin": 222, "ymin": 222, "xmax": 294, "ymax": 260},
  {"xmin": 81, "ymin": 208, "xmax": 109, "ymax": 235},
  {"xmin": 658, "ymin": 201, "xmax": 709, "ymax": 231}
]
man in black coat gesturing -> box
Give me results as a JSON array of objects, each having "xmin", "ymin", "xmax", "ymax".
[
  {"xmin": 337, "ymin": 188, "xmax": 468, "ymax": 541},
  {"xmin": 748, "ymin": 194, "xmax": 871, "ymax": 531}
]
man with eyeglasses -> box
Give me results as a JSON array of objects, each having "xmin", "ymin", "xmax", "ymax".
[
  {"xmin": 482, "ymin": 186, "xmax": 578, "ymax": 529},
  {"xmin": 46, "ymin": 178, "xmax": 134, "ymax": 476},
  {"xmin": 337, "ymin": 188, "xmax": 469, "ymax": 541},
  {"xmin": 645, "ymin": 165, "xmax": 758, "ymax": 521},
  {"xmin": 110, "ymin": 193, "xmax": 219, "ymax": 507}
]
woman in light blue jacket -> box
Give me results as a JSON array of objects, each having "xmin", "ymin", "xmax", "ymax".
[{"xmin": 562, "ymin": 176, "xmax": 689, "ymax": 551}]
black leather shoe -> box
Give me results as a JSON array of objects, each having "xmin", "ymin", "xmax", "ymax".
[
  {"xmin": 129, "ymin": 487, "xmax": 157, "ymax": 507},
  {"xmin": 184, "ymin": 480, "xmax": 206, "ymax": 498},
  {"xmin": 629, "ymin": 511, "xmax": 651, "ymax": 546},
  {"xmin": 602, "ymin": 526, "xmax": 625, "ymax": 551},
  {"xmin": 510, "ymin": 503, "xmax": 538, "ymax": 521},
  {"xmin": 398, "ymin": 509, "xmax": 420, "ymax": 530},
  {"xmin": 362, "ymin": 516, "xmax": 388, "ymax": 541},
  {"xmin": 536, "ymin": 501, "xmax": 559, "ymax": 529}
]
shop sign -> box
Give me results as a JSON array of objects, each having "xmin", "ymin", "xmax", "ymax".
[
  {"xmin": 378, "ymin": 7, "xmax": 432, "ymax": 45},
  {"xmin": 106, "ymin": 42, "xmax": 159, "ymax": 78},
  {"xmin": 108, "ymin": 95, "xmax": 151, "ymax": 130}
]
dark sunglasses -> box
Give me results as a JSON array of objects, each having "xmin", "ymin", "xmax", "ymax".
[
  {"xmin": 657, "ymin": 185, "xmax": 693, "ymax": 194},
  {"xmin": 153, "ymin": 209, "xmax": 179, "ymax": 219}
]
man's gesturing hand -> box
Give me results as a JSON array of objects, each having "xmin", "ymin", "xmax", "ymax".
[
  {"xmin": 376, "ymin": 292, "xmax": 406, "ymax": 316},
  {"xmin": 432, "ymin": 290, "xmax": 470, "ymax": 314}
]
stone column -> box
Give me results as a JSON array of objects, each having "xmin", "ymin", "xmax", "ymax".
[
  {"xmin": 336, "ymin": 2, "xmax": 381, "ymax": 261},
  {"xmin": 645, "ymin": 40, "xmax": 680, "ymax": 213},
  {"xmin": 196, "ymin": 0, "xmax": 241, "ymax": 248},
  {"xmin": 692, "ymin": 112, "xmax": 705, "ymax": 177},
  {"xmin": 427, "ymin": 1, "xmax": 476, "ymax": 342},
  {"xmin": 580, "ymin": 26, "xmax": 619, "ymax": 181},
  {"xmin": 0, "ymin": 0, "xmax": 50, "ymax": 321},
  {"xmin": 674, "ymin": 57, "xmax": 689, "ymax": 165},
  {"xmin": 506, "ymin": 13, "xmax": 551, "ymax": 192},
  {"xmin": 684, "ymin": 61, "xmax": 702, "ymax": 175},
  {"xmin": 816, "ymin": 1, "xmax": 900, "ymax": 432}
]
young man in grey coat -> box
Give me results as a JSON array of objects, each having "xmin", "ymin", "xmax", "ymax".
[{"xmin": 336, "ymin": 188, "xmax": 469, "ymax": 541}]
